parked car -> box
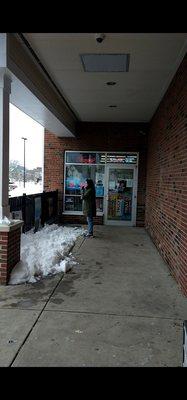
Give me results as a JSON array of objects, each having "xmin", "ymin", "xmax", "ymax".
[{"xmin": 9, "ymin": 181, "xmax": 18, "ymax": 191}]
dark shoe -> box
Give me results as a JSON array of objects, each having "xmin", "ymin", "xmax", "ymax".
[
  {"xmin": 83, "ymin": 232, "xmax": 89, "ymax": 237},
  {"xmin": 84, "ymin": 233, "xmax": 94, "ymax": 238}
]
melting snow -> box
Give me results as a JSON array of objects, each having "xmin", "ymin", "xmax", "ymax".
[
  {"xmin": 0, "ymin": 217, "xmax": 13, "ymax": 225},
  {"xmin": 9, "ymin": 224, "xmax": 85, "ymax": 285}
]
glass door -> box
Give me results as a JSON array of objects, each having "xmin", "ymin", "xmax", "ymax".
[{"xmin": 105, "ymin": 165, "xmax": 137, "ymax": 226}]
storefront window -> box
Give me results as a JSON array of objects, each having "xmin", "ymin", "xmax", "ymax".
[
  {"xmin": 65, "ymin": 196, "xmax": 82, "ymax": 212},
  {"xmin": 106, "ymin": 153, "xmax": 137, "ymax": 164},
  {"xmin": 64, "ymin": 163, "xmax": 105, "ymax": 213},
  {"xmin": 65, "ymin": 165, "xmax": 104, "ymax": 195},
  {"xmin": 64, "ymin": 151, "xmax": 138, "ymax": 215},
  {"xmin": 66, "ymin": 152, "xmax": 105, "ymax": 164}
]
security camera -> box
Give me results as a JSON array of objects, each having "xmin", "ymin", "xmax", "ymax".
[{"xmin": 95, "ymin": 33, "xmax": 105, "ymax": 43}]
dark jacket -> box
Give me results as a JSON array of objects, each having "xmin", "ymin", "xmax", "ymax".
[{"xmin": 82, "ymin": 188, "xmax": 96, "ymax": 217}]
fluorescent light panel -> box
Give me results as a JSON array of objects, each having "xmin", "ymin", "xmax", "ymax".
[{"xmin": 80, "ymin": 54, "xmax": 130, "ymax": 72}]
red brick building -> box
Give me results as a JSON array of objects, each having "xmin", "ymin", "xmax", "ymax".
[
  {"xmin": 44, "ymin": 123, "xmax": 148, "ymax": 226},
  {"xmin": 146, "ymin": 54, "xmax": 187, "ymax": 296},
  {"xmin": 0, "ymin": 33, "xmax": 186, "ymax": 295},
  {"xmin": 44, "ymin": 53, "xmax": 187, "ymax": 296}
]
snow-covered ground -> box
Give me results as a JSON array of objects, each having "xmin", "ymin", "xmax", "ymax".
[
  {"xmin": 9, "ymin": 181, "xmax": 43, "ymax": 197},
  {"xmin": 9, "ymin": 224, "xmax": 85, "ymax": 285}
]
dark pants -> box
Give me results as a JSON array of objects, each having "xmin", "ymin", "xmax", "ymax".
[{"xmin": 87, "ymin": 216, "xmax": 93, "ymax": 235}]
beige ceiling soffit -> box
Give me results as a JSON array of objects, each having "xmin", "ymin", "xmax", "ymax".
[
  {"xmin": 150, "ymin": 39, "xmax": 187, "ymax": 120},
  {"xmin": 6, "ymin": 33, "xmax": 77, "ymax": 135}
]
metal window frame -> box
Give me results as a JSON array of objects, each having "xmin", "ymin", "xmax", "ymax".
[
  {"xmin": 104, "ymin": 163, "xmax": 138, "ymax": 226},
  {"xmin": 63, "ymin": 151, "xmax": 139, "ymax": 216}
]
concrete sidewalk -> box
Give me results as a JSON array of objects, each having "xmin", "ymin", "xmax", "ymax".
[{"xmin": 0, "ymin": 226, "xmax": 186, "ymax": 367}]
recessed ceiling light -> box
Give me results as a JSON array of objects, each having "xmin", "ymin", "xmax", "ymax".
[
  {"xmin": 106, "ymin": 81, "xmax": 116, "ymax": 86},
  {"xmin": 109, "ymin": 105, "xmax": 117, "ymax": 108}
]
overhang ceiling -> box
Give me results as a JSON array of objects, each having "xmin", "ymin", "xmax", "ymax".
[
  {"xmin": 24, "ymin": 33, "xmax": 187, "ymax": 123},
  {"xmin": 10, "ymin": 74, "xmax": 74, "ymax": 137}
]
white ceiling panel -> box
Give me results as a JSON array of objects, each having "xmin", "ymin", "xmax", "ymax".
[
  {"xmin": 72, "ymin": 101, "xmax": 155, "ymax": 121},
  {"xmin": 24, "ymin": 33, "xmax": 187, "ymax": 122},
  {"xmin": 10, "ymin": 74, "xmax": 74, "ymax": 137}
]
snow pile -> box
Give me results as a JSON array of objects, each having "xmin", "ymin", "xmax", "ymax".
[
  {"xmin": 0, "ymin": 217, "xmax": 13, "ymax": 225},
  {"xmin": 9, "ymin": 224, "xmax": 85, "ymax": 285},
  {"xmin": 9, "ymin": 180, "xmax": 43, "ymax": 197}
]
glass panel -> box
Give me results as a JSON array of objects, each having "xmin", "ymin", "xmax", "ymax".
[
  {"xmin": 124, "ymin": 155, "xmax": 137, "ymax": 164},
  {"xmin": 96, "ymin": 198, "xmax": 103, "ymax": 213},
  {"xmin": 99, "ymin": 153, "xmax": 106, "ymax": 164},
  {"xmin": 66, "ymin": 152, "xmax": 105, "ymax": 164},
  {"xmin": 107, "ymin": 168, "xmax": 133, "ymax": 221},
  {"xmin": 65, "ymin": 165, "xmax": 105, "ymax": 196},
  {"xmin": 65, "ymin": 196, "xmax": 82, "ymax": 211},
  {"xmin": 65, "ymin": 195, "xmax": 103, "ymax": 213},
  {"xmin": 106, "ymin": 153, "xmax": 137, "ymax": 164}
]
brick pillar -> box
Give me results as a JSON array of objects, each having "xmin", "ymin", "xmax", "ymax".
[{"xmin": 0, "ymin": 221, "xmax": 23, "ymax": 285}]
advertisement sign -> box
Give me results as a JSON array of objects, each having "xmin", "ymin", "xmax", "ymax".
[
  {"xmin": 96, "ymin": 185, "xmax": 104, "ymax": 197},
  {"xmin": 66, "ymin": 177, "xmax": 85, "ymax": 191}
]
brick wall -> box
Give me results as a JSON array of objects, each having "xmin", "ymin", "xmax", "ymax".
[
  {"xmin": 146, "ymin": 54, "xmax": 187, "ymax": 296},
  {"xmin": 0, "ymin": 228, "xmax": 21, "ymax": 285},
  {"xmin": 44, "ymin": 123, "xmax": 148, "ymax": 226},
  {"xmin": 61, "ymin": 214, "xmax": 103, "ymax": 225}
]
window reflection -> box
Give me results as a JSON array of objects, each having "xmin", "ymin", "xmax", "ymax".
[
  {"xmin": 65, "ymin": 164, "xmax": 105, "ymax": 213},
  {"xmin": 65, "ymin": 165, "xmax": 105, "ymax": 195},
  {"xmin": 66, "ymin": 152, "xmax": 105, "ymax": 164}
]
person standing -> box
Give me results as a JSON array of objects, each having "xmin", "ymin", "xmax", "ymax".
[{"xmin": 81, "ymin": 178, "xmax": 96, "ymax": 237}]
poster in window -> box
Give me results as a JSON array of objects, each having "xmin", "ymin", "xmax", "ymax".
[
  {"xmin": 96, "ymin": 185, "xmax": 104, "ymax": 197},
  {"xmin": 95, "ymin": 172, "xmax": 104, "ymax": 196},
  {"xmin": 126, "ymin": 179, "xmax": 133, "ymax": 188},
  {"xmin": 66, "ymin": 165, "xmax": 85, "ymax": 192}
]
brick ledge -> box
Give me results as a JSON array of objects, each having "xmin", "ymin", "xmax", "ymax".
[{"xmin": 0, "ymin": 220, "xmax": 24, "ymax": 232}]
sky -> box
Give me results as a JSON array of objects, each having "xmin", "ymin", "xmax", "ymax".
[{"xmin": 9, "ymin": 103, "xmax": 44, "ymax": 170}]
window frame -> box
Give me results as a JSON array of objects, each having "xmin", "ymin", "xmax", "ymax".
[{"xmin": 63, "ymin": 151, "xmax": 139, "ymax": 216}]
